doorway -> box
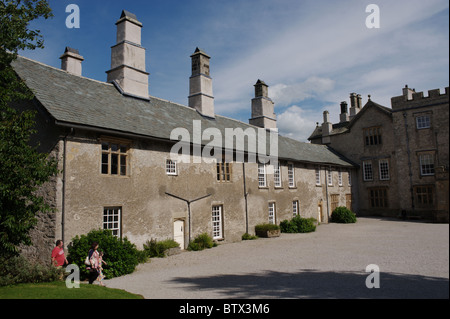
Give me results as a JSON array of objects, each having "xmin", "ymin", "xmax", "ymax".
[
  {"xmin": 173, "ymin": 219, "xmax": 184, "ymax": 250},
  {"xmin": 318, "ymin": 203, "xmax": 324, "ymax": 223}
]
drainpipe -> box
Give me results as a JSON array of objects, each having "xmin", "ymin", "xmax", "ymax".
[
  {"xmin": 325, "ymin": 165, "xmax": 330, "ymax": 221},
  {"xmin": 61, "ymin": 128, "xmax": 73, "ymax": 243},
  {"xmin": 403, "ymin": 112, "xmax": 414, "ymax": 215},
  {"xmin": 242, "ymin": 162, "xmax": 249, "ymax": 234}
]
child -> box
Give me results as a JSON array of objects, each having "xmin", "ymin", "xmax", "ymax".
[{"xmin": 96, "ymin": 251, "xmax": 108, "ymax": 286}]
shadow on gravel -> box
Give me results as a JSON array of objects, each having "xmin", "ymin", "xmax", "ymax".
[{"xmin": 170, "ymin": 269, "xmax": 449, "ymax": 299}]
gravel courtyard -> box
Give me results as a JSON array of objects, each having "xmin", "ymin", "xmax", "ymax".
[{"xmin": 105, "ymin": 217, "xmax": 449, "ymax": 299}]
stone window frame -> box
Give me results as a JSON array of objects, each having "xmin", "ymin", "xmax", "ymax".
[
  {"xmin": 418, "ymin": 152, "xmax": 435, "ymax": 176},
  {"xmin": 103, "ymin": 207, "xmax": 122, "ymax": 238},
  {"xmin": 414, "ymin": 185, "xmax": 435, "ymax": 207},
  {"xmin": 415, "ymin": 113, "xmax": 431, "ymax": 130},
  {"xmin": 363, "ymin": 126, "xmax": 382, "ymax": 146},
  {"xmin": 363, "ymin": 161, "xmax": 373, "ymax": 181},
  {"xmin": 211, "ymin": 205, "xmax": 224, "ymax": 240},
  {"xmin": 287, "ymin": 163, "xmax": 295, "ymax": 188},
  {"xmin": 368, "ymin": 187, "xmax": 389, "ymax": 208},
  {"xmin": 100, "ymin": 137, "xmax": 131, "ymax": 177},
  {"xmin": 378, "ymin": 158, "xmax": 390, "ymax": 181},
  {"xmin": 166, "ymin": 159, "xmax": 177, "ymax": 176},
  {"xmin": 216, "ymin": 159, "xmax": 231, "ymax": 182}
]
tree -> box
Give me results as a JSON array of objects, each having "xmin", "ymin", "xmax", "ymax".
[{"xmin": 0, "ymin": 0, "xmax": 55, "ymax": 257}]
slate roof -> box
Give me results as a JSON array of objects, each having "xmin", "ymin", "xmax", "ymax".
[
  {"xmin": 308, "ymin": 100, "xmax": 393, "ymax": 141},
  {"xmin": 12, "ymin": 55, "xmax": 354, "ymax": 168}
]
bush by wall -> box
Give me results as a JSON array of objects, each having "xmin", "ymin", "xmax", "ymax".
[
  {"xmin": 67, "ymin": 229, "xmax": 147, "ymax": 280},
  {"xmin": 331, "ymin": 206, "xmax": 357, "ymax": 223},
  {"xmin": 280, "ymin": 216, "xmax": 317, "ymax": 233},
  {"xmin": 143, "ymin": 238, "xmax": 180, "ymax": 258},
  {"xmin": 0, "ymin": 255, "xmax": 64, "ymax": 287},
  {"xmin": 187, "ymin": 233, "xmax": 216, "ymax": 251}
]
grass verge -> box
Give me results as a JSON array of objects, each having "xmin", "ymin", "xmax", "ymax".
[{"xmin": 0, "ymin": 281, "xmax": 144, "ymax": 299}]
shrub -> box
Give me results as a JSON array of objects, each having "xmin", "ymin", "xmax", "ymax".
[
  {"xmin": 242, "ymin": 233, "xmax": 258, "ymax": 240},
  {"xmin": 255, "ymin": 223, "xmax": 280, "ymax": 233},
  {"xmin": 331, "ymin": 206, "xmax": 357, "ymax": 223},
  {"xmin": 280, "ymin": 216, "xmax": 316, "ymax": 233},
  {"xmin": 67, "ymin": 229, "xmax": 147, "ymax": 280},
  {"xmin": 187, "ymin": 233, "xmax": 216, "ymax": 251},
  {"xmin": 0, "ymin": 255, "xmax": 64, "ymax": 287},
  {"xmin": 143, "ymin": 238, "xmax": 180, "ymax": 258}
]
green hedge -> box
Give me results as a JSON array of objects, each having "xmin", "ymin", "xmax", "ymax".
[
  {"xmin": 0, "ymin": 255, "xmax": 64, "ymax": 287},
  {"xmin": 254, "ymin": 223, "xmax": 280, "ymax": 233},
  {"xmin": 143, "ymin": 238, "xmax": 179, "ymax": 258},
  {"xmin": 280, "ymin": 216, "xmax": 316, "ymax": 233},
  {"xmin": 187, "ymin": 233, "xmax": 216, "ymax": 251},
  {"xmin": 67, "ymin": 229, "xmax": 147, "ymax": 280},
  {"xmin": 330, "ymin": 206, "xmax": 357, "ymax": 223}
]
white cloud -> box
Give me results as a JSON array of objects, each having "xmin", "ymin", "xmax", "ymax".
[
  {"xmin": 277, "ymin": 105, "xmax": 325, "ymax": 142},
  {"xmin": 270, "ymin": 77, "xmax": 335, "ymax": 106}
]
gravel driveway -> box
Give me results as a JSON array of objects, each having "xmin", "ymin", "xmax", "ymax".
[{"xmin": 105, "ymin": 217, "xmax": 449, "ymax": 299}]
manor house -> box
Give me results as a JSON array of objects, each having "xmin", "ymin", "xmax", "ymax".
[
  {"xmin": 309, "ymin": 86, "xmax": 449, "ymax": 221},
  {"xmin": 12, "ymin": 11, "xmax": 355, "ymax": 263}
]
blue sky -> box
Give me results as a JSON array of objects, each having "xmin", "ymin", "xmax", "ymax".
[{"xmin": 21, "ymin": 0, "xmax": 449, "ymax": 142}]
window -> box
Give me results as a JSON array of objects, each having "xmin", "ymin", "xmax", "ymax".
[
  {"xmin": 166, "ymin": 159, "xmax": 177, "ymax": 175},
  {"xmin": 348, "ymin": 171, "xmax": 352, "ymax": 186},
  {"xmin": 274, "ymin": 162, "xmax": 282, "ymax": 188},
  {"xmin": 315, "ymin": 168, "xmax": 321, "ymax": 185},
  {"xmin": 212, "ymin": 205, "xmax": 223, "ymax": 239},
  {"xmin": 268, "ymin": 202, "xmax": 276, "ymax": 224},
  {"xmin": 414, "ymin": 186, "xmax": 434, "ymax": 207},
  {"xmin": 258, "ymin": 163, "xmax": 267, "ymax": 187},
  {"xmin": 368, "ymin": 188, "xmax": 388, "ymax": 208},
  {"xmin": 364, "ymin": 127, "xmax": 382, "ymax": 146},
  {"xmin": 217, "ymin": 160, "xmax": 231, "ymax": 182},
  {"xmin": 416, "ymin": 115, "xmax": 431, "ymax": 129},
  {"xmin": 363, "ymin": 161, "xmax": 373, "ymax": 181},
  {"xmin": 379, "ymin": 159, "xmax": 390, "ymax": 180},
  {"xmin": 292, "ymin": 200, "xmax": 299, "ymax": 217},
  {"xmin": 419, "ymin": 154, "xmax": 435, "ymax": 176},
  {"xmin": 101, "ymin": 142, "xmax": 128, "ymax": 176},
  {"xmin": 327, "ymin": 169, "xmax": 333, "ymax": 186},
  {"xmin": 338, "ymin": 170, "xmax": 343, "ymax": 186},
  {"xmin": 103, "ymin": 207, "xmax": 121, "ymax": 237},
  {"xmin": 288, "ymin": 164, "xmax": 295, "ymax": 187},
  {"xmin": 330, "ymin": 194, "xmax": 339, "ymax": 212}
]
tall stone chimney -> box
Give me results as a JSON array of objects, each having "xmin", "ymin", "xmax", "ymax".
[
  {"xmin": 60, "ymin": 47, "xmax": 84, "ymax": 76},
  {"xmin": 349, "ymin": 92, "xmax": 361, "ymax": 119},
  {"xmin": 339, "ymin": 101, "xmax": 349, "ymax": 123},
  {"xmin": 402, "ymin": 85, "xmax": 415, "ymax": 100},
  {"xmin": 249, "ymin": 79, "xmax": 277, "ymax": 130},
  {"xmin": 106, "ymin": 10, "xmax": 149, "ymax": 100},
  {"xmin": 321, "ymin": 110, "xmax": 332, "ymax": 144},
  {"xmin": 188, "ymin": 48, "xmax": 215, "ymax": 118}
]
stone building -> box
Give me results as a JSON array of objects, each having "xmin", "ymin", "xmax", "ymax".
[
  {"xmin": 309, "ymin": 86, "xmax": 449, "ymax": 222},
  {"xmin": 11, "ymin": 11, "xmax": 355, "ymax": 264}
]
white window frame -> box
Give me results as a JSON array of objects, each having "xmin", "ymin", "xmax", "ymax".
[
  {"xmin": 274, "ymin": 162, "xmax": 282, "ymax": 188},
  {"xmin": 416, "ymin": 115, "xmax": 431, "ymax": 129},
  {"xmin": 327, "ymin": 169, "xmax": 333, "ymax": 186},
  {"xmin": 292, "ymin": 200, "xmax": 299, "ymax": 217},
  {"xmin": 338, "ymin": 170, "xmax": 343, "ymax": 186},
  {"xmin": 268, "ymin": 202, "xmax": 276, "ymax": 224},
  {"xmin": 212, "ymin": 205, "xmax": 223, "ymax": 240},
  {"xmin": 288, "ymin": 163, "xmax": 295, "ymax": 187},
  {"xmin": 166, "ymin": 159, "xmax": 177, "ymax": 175},
  {"xmin": 419, "ymin": 154, "xmax": 435, "ymax": 176},
  {"xmin": 258, "ymin": 163, "xmax": 267, "ymax": 187},
  {"xmin": 103, "ymin": 207, "xmax": 121, "ymax": 237},
  {"xmin": 348, "ymin": 170, "xmax": 352, "ymax": 186},
  {"xmin": 379, "ymin": 159, "xmax": 390, "ymax": 180},
  {"xmin": 363, "ymin": 161, "xmax": 373, "ymax": 181},
  {"xmin": 315, "ymin": 168, "xmax": 321, "ymax": 185}
]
